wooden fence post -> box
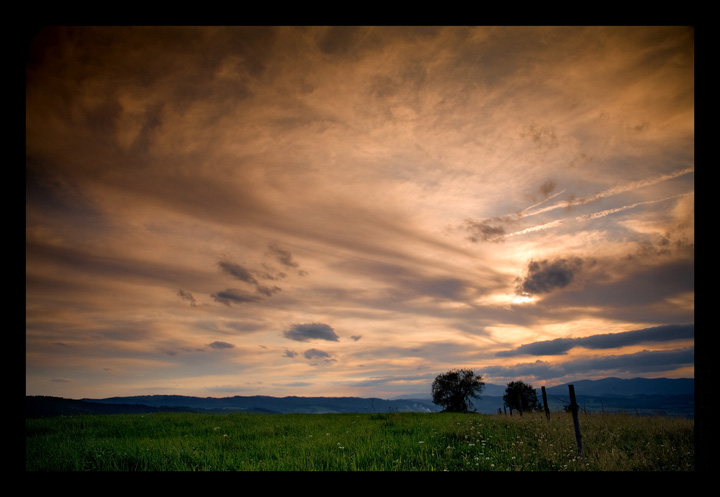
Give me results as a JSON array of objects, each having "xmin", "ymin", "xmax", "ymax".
[
  {"xmin": 568, "ymin": 384, "xmax": 584, "ymax": 456},
  {"xmin": 541, "ymin": 386, "xmax": 550, "ymax": 422}
]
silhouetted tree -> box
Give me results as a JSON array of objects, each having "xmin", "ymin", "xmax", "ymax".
[
  {"xmin": 431, "ymin": 369, "xmax": 485, "ymax": 412},
  {"xmin": 503, "ymin": 381, "xmax": 542, "ymax": 413}
]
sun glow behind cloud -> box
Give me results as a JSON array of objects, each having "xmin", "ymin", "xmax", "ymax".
[{"xmin": 26, "ymin": 26, "xmax": 693, "ymax": 399}]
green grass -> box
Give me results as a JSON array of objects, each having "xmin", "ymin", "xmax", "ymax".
[{"xmin": 25, "ymin": 411, "xmax": 694, "ymax": 471}]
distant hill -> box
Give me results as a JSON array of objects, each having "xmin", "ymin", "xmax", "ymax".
[
  {"xmin": 81, "ymin": 394, "xmax": 440, "ymax": 415},
  {"xmin": 26, "ymin": 377, "xmax": 694, "ymax": 418},
  {"xmin": 543, "ymin": 377, "xmax": 694, "ymax": 397}
]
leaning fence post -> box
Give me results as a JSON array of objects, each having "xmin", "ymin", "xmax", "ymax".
[
  {"xmin": 568, "ymin": 384, "xmax": 584, "ymax": 456},
  {"xmin": 541, "ymin": 386, "xmax": 550, "ymax": 422}
]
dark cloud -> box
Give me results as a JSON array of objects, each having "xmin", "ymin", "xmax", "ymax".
[
  {"xmin": 303, "ymin": 348, "xmax": 333, "ymax": 361},
  {"xmin": 516, "ymin": 257, "xmax": 584, "ymax": 296},
  {"xmin": 539, "ymin": 259, "xmax": 693, "ymax": 324},
  {"xmin": 218, "ymin": 258, "xmax": 285, "ymax": 298},
  {"xmin": 218, "ymin": 260, "xmax": 258, "ymax": 285},
  {"xmin": 577, "ymin": 324, "xmax": 694, "ymax": 350},
  {"xmin": 486, "ymin": 347, "xmax": 694, "ymax": 381},
  {"xmin": 177, "ymin": 288, "xmax": 196, "ymax": 306},
  {"xmin": 283, "ymin": 323, "xmax": 339, "ymax": 342},
  {"xmin": 497, "ymin": 324, "xmax": 694, "ymax": 357},
  {"xmin": 463, "ymin": 219, "xmax": 506, "ymax": 243},
  {"xmin": 539, "ymin": 179, "xmax": 556, "ymax": 198},
  {"xmin": 208, "ymin": 341, "xmax": 234, "ymax": 350},
  {"xmin": 283, "ymin": 349, "xmax": 298, "ymax": 358},
  {"xmin": 496, "ymin": 338, "xmax": 576, "ymax": 357},
  {"xmin": 211, "ymin": 288, "xmax": 261, "ymax": 306}
]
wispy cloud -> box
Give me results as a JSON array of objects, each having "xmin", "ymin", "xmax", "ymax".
[
  {"xmin": 465, "ymin": 167, "xmax": 694, "ymax": 242},
  {"xmin": 25, "ymin": 26, "xmax": 694, "ymax": 399},
  {"xmin": 521, "ymin": 167, "xmax": 694, "ymax": 219},
  {"xmin": 177, "ymin": 288, "xmax": 196, "ymax": 306}
]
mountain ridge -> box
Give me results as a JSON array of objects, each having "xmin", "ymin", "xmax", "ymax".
[{"xmin": 27, "ymin": 377, "xmax": 694, "ymax": 418}]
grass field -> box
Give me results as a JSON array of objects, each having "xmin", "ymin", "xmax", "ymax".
[{"xmin": 26, "ymin": 411, "xmax": 694, "ymax": 471}]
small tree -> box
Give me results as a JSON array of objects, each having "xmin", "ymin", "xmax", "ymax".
[
  {"xmin": 503, "ymin": 380, "xmax": 542, "ymax": 413},
  {"xmin": 431, "ymin": 369, "xmax": 485, "ymax": 412}
]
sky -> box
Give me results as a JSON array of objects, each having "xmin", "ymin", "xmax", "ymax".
[{"xmin": 26, "ymin": 26, "xmax": 694, "ymax": 400}]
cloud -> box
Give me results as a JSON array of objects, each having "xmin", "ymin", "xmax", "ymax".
[
  {"xmin": 539, "ymin": 179, "xmax": 557, "ymax": 198},
  {"xmin": 255, "ymin": 284, "xmax": 282, "ymax": 297},
  {"xmin": 256, "ymin": 265, "xmax": 287, "ymax": 281},
  {"xmin": 208, "ymin": 341, "xmax": 234, "ymax": 350},
  {"xmin": 218, "ymin": 260, "xmax": 258, "ymax": 285},
  {"xmin": 303, "ymin": 348, "xmax": 334, "ymax": 362},
  {"xmin": 211, "ymin": 288, "xmax": 261, "ymax": 306},
  {"xmin": 497, "ymin": 324, "xmax": 694, "ymax": 357},
  {"xmin": 463, "ymin": 167, "xmax": 694, "ymax": 243},
  {"xmin": 511, "ymin": 168, "xmax": 694, "ymax": 226},
  {"xmin": 463, "ymin": 219, "xmax": 507, "ymax": 243},
  {"xmin": 520, "ymin": 122, "xmax": 559, "ymax": 149},
  {"xmin": 515, "ymin": 257, "xmax": 584, "ymax": 296},
  {"xmin": 268, "ymin": 242, "xmax": 299, "ymax": 268},
  {"xmin": 177, "ymin": 288, "xmax": 196, "ymax": 306},
  {"xmin": 224, "ymin": 321, "xmax": 265, "ymax": 333},
  {"xmin": 268, "ymin": 242, "xmax": 307, "ymax": 276},
  {"xmin": 24, "ymin": 27, "xmax": 694, "ymax": 400},
  {"xmin": 283, "ymin": 323, "xmax": 340, "ymax": 342},
  {"xmin": 218, "ymin": 258, "xmax": 284, "ymax": 298},
  {"xmin": 485, "ymin": 347, "xmax": 694, "ymax": 381}
]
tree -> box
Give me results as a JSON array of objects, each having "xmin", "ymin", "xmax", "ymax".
[
  {"xmin": 431, "ymin": 369, "xmax": 485, "ymax": 412},
  {"xmin": 503, "ymin": 381, "xmax": 542, "ymax": 413}
]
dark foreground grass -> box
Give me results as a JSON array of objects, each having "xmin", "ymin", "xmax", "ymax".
[{"xmin": 26, "ymin": 411, "xmax": 694, "ymax": 471}]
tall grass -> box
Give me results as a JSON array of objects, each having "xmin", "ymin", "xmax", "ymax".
[{"xmin": 26, "ymin": 411, "xmax": 694, "ymax": 471}]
